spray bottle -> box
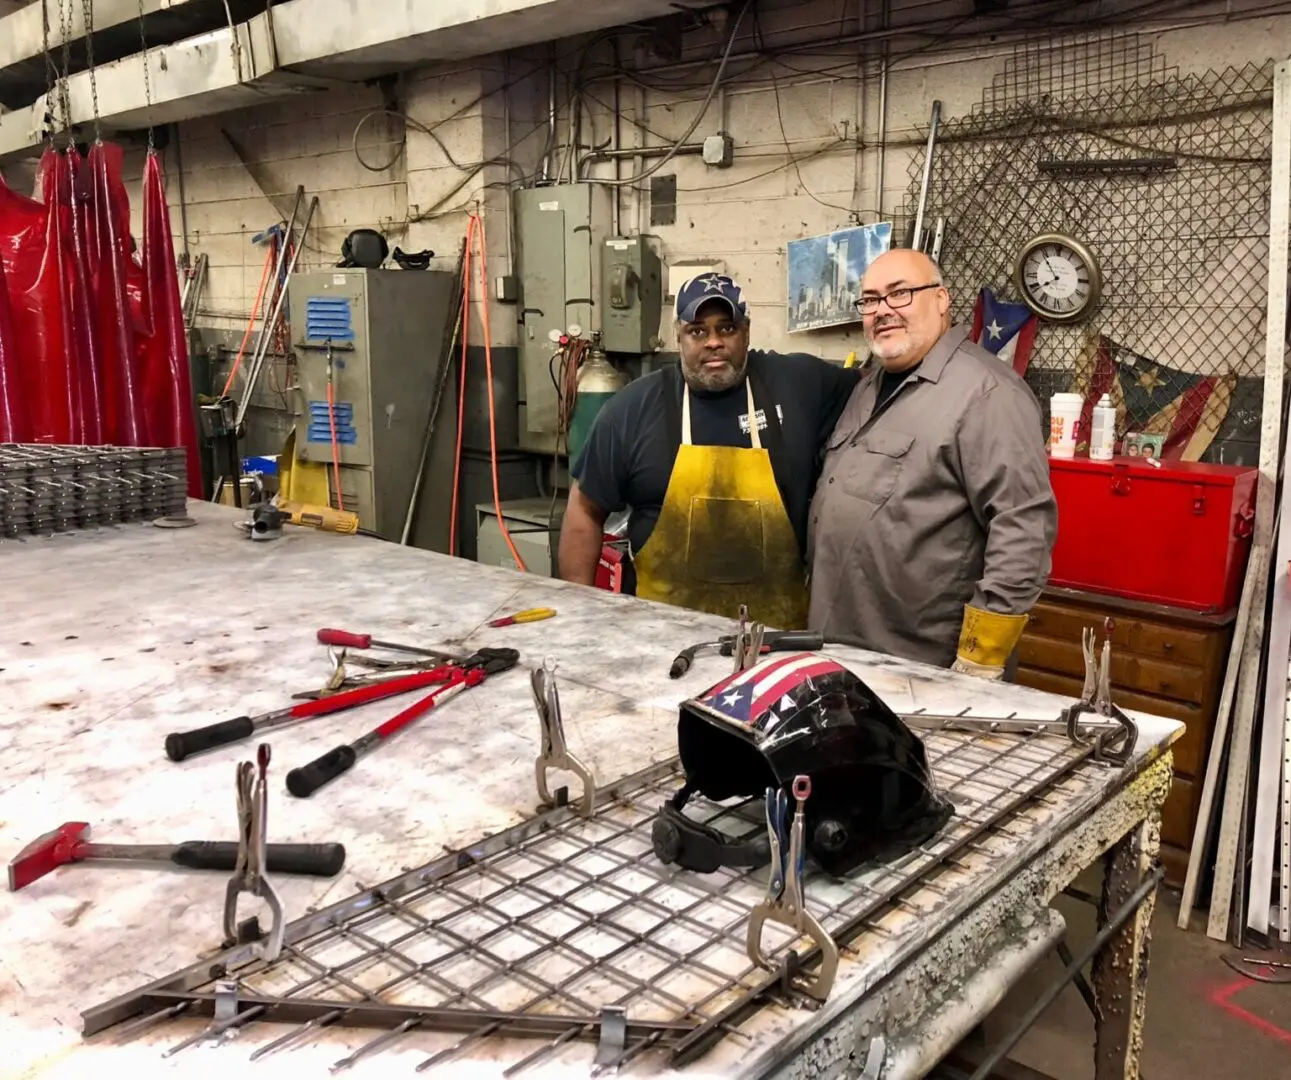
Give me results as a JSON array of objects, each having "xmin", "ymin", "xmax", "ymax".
[{"xmin": 1090, "ymin": 395, "xmax": 1116, "ymax": 461}]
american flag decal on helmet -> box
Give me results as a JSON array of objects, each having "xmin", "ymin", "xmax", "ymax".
[{"xmin": 695, "ymin": 653, "xmax": 846, "ymax": 734}]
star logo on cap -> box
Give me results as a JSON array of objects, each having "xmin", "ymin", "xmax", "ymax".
[
  {"xmin": 721, "ymin": 689, "xmax": 743, "ymax": 707},
  {"xmin": 696, "ymin": 274, "xmax": 726, "ymax": 293}
]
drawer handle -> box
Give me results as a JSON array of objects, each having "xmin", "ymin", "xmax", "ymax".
[{"xmin": 1163, "ymin": 642, "xmax": 1173, "ymax": 652}]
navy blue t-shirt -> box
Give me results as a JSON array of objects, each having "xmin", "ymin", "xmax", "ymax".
[{"xmin": 570, "ymin": 350, "xmax": 860, "ymax": 593}]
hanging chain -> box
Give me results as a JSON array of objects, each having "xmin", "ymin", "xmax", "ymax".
[
  {"xmin": 80, "ymin": 0, "xmax": 101, "ymax": 141},
  {"xmin": 137, "ymin": 0, "xmax": 154, "ymax": 148},
  {"xmin": 40, "ymin": 0, "xmax": 57, "ymax": 144},
  {"xmin": 55, "ymin": 0, "xmax": 74, "ymax": 139}
]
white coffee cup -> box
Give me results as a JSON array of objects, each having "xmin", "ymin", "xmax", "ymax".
[{"xmin": 1049, "ymin": 393, "xmax": 1084, "ymax": 459}]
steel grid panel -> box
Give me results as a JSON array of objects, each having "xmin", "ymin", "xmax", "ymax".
[
  {"xmin": 90, "ymin": 721, "xmax": 1106, "ymax": 1073},
  {"xmin": 0, "ymin": 442, "xmax": 187, "ymax": 537}
]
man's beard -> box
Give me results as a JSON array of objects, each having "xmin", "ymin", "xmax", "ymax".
[
  {"xmin": 682, "ymin": 354, "xmax": 745, "ymax": 392},
  {"xmin": 867, "ymin": 317, "xmax": 917, "ymax": 363}
]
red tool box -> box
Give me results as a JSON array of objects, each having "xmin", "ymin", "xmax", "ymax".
[{"xmin": 1047, "ymin": 456, "xmax": 1257, "ymax": 613}]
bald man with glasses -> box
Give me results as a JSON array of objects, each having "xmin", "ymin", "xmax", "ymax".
[{"xmin": 807, "ymin": 248, "xmax": 1057, "ymax": 680}]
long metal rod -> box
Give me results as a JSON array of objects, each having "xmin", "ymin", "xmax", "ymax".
[
  {"xmin": 234, "ymin": 189, "xmax": 309, "ymax": 423},
  {"xmin": 1248, "ymin": 61, "xmax": 1291, "ymax": 944},
  {"xmin": 400, "ymin": 241, "xmax": 467, "ymax": 545},
  {"xmin": 139, "ymin": 991, "xmax": 694, "ymax": 1045},
  {"xmin": 1177, "ymin": 544, "xmax": 1263, "ymax": 928},
  {"xmin": 233, "ymin": 194, "xmax": 316, "ymax": 433},
  {"xmin": 1209, "ymin": 56, "xmax": 1291, "ymax": 942},
  {"xmin": 968, "ymin": 867, "xmax": 1165, "ymax": 1080},
  {"xmin": 911, "ymin": 99, "xmax": 941, "ymax": 251}
]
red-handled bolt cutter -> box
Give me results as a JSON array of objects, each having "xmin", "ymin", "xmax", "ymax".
[{"xmin": 285, "ymin": 647, "xmax": 520, "ymax": 798}]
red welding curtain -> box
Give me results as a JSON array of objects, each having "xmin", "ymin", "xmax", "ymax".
[
  {"xmin": 0, "ymin": 155, "xmax": 76, "ymax": 444},
  {"xmin": 0, "ymin": 142, "xmax": 201, "ymax": 495},
  {"xmin": 0, "ymin": 258, "xmax": 21, "ymax": 442},
  {"xmin": 139, "ymin": 152, "xmax": 201, "ymax": 495}
]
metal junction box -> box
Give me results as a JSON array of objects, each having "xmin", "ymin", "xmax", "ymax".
[
  {"xmin": 513, "ymin": 184, "xmax": 613, "ymax": 454},
  {"xmin": 601, "ymin": 236, "xmax": 663, "ymax": 355},
  {"xmin": 476, "ymin": 497, "xmax": 565, "ymax": 577},
  {"xmin": 287, "ymin": 268, "xmax": 455, "ymax": 542}
]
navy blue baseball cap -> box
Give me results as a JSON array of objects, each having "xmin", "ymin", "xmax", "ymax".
[{"xmin": 675, "ymin": 273, "xmax": 748, "ymax": 324}]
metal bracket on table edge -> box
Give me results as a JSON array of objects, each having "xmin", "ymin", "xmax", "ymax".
[
  {"xmin": 593, "ymin": 1005, "xmax": 628, "ymax": 1066},
  {"xmin": 213, "ymin": 980, "xmax": 239, "ymax": 1023}
]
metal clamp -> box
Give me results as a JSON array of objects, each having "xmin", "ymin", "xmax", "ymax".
[
  {"xmin": 1059, "ymin": 621, "xmax": 1137, "ymax": 766},
  {"xmin": 532, "ymin": 657, "xmax": 596, "ymax": 817},
  {"xmin": 732, "ymin": 603, "xmax": 765, "ymax": 673},
  {"xmin": 746, "ymin": 775, "xmax": 840, "ymax": 1002},
  {"xmin": 223, "ymin": 744, "xmax": 284, "ymax": 962}
]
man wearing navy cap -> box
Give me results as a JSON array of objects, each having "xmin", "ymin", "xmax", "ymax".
[{"xmin": 558, "ymin": 273, "xmax": 859, "ymax": 629}]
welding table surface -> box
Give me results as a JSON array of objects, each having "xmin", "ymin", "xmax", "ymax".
[{"xmin": 0, "ymin": 502, "xmax": 1182, "ymax": 1080}]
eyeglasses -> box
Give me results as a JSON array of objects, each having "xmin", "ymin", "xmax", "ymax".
[{"xmin": 855, "ymin": 283, "xmax": 941, "ymax": 315}]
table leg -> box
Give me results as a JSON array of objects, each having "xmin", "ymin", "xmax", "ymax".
[{"xmin": 1092, "ymin": 812, "xmax": 1161, "ymax": 1080}]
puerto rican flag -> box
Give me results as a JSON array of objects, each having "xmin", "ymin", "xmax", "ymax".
[
  {"xmin": 970, "ymin": 287, "xmax": 1038, "ymax": 377},
  {"xmin": 695, "ymin": 653, "xmax": 846, "ymax": 737}
]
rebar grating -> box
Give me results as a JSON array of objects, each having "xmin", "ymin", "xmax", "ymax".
[
  {"xmin": 901, "ymin": 33, "xmax": 1274, "ymax": 459},
  {"xmin": 87, "ymin": 717, "xmax": 1112, "ymax": 1073},
  {"xmin": 0, "ymin": 443, "xmax": 187, "ymax": 538}
]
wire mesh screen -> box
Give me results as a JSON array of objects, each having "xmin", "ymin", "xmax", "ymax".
[
  {"xmin": 902, "ymin": 33, "xmax": 1274, "ymax": 464},
  {"xmin": 106, "ymin": 722, "xmax": 1105, "ymax": 1073}
]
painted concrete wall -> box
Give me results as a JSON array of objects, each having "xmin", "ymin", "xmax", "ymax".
[{"xmin": 161, "ymin": 0, "xmax": 1286, "ymax": 373}]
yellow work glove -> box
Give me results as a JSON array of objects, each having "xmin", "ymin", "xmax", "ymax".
[{"xmin": 951, "ymin": 606, "xmax": 1029, "ymax": 681}]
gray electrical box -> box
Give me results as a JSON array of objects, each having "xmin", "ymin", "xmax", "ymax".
[
  {"xmin": 476, "ymin": 497, "xmax": 565, "ymax": 577},
  {"xmin": 601, "ymin": 237, "xmax": 663, "ymax": 354},
  {"xmin": 287, "ymin": 268, "xmax": 456, "ymax": 543},
  {"xmin": 513, "ymin": 184, "xmax": 613, "ymax": 454}
]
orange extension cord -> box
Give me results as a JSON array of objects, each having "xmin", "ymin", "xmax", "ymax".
[
  {"xmin": 448, "ymin": 211, "xmax": 526, "ymax": 571},
  {"xmin": 220, "ymin": 243, "xmax": 275, "ymax": 398}
]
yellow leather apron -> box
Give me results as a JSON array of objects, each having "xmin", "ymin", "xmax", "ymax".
[{"xmin": 633, "ymin": 370, "xmax": 809, "ymax": 629}]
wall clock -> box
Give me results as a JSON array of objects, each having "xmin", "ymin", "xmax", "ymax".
[{"xmin": 1013, "ymin": 233, "xmax": 1102, "ymax": 323}]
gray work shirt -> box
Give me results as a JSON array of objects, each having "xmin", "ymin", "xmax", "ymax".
[{"xmin": 807, "ymin": 325, "xmax": 1058, "ymax": 667}]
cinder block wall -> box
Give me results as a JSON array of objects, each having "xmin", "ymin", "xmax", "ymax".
[{"xmin": 145, "ymin": 1, "xmax": 1282, "ymax": 374}]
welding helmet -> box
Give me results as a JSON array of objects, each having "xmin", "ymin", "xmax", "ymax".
[{"xmin": 652, "ymin": 653, "xmax": 953, "ymax": 877}]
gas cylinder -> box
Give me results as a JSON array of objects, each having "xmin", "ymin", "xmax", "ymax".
[{"xmin": 568, "ymin": 345, "xmax": 626, "ymax": 460}]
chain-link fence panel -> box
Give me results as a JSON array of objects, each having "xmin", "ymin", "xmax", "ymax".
[{"xmin": 900, "ymin": 34, "xmax": 1274, "ymax": 465}]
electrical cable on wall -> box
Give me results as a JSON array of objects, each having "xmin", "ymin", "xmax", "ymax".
[{"xmin": 586, "ymin": 0, "xmax": 754, "ymax": 188}]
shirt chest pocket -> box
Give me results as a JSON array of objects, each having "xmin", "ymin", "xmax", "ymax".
[{"xmin": 839, "ymin": 430, "xmax": 915, "ymax": 509}]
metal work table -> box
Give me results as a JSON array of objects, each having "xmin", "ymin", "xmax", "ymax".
[{"xmin": 0, "ymin": 503, "xmax": 1181, "ymax": 1080}]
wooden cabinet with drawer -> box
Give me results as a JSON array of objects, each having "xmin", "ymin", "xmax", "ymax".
[{"xmin": 1015, "ymin": 586, "xmax": 1235, "ymax": 886}]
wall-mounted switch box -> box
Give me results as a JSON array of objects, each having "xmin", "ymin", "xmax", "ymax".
[{"xmin": 601, "ymin": 237, "xmax": 663, "ymax": 354}]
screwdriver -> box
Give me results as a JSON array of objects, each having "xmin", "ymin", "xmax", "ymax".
[
  {"xmin": 316, "ymin": 627, "xmax": 455, "ymax": 659},
  {"xmin": 487, "ymin": 607, "xmax": 557, "ymax": 628}
]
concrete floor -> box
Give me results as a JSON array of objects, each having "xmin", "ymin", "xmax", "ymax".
[{"xmin": 969, "ymin": 877, "xmax": 1291, "ymax": 1079}]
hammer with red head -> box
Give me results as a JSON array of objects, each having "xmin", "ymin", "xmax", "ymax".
[{"xmin": 7, "ymin": 822, "xmax": 346, "ymax": 892}]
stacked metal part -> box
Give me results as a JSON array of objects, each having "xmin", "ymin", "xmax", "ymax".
[{"xmin": 0, "ymin": 444, "xmax": 187, "ymax": 538}]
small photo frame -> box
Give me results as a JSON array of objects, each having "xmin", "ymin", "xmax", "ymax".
[{"xmin": 1124, "ymin": 432, "xmax": 1165, "ymax": 460}]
